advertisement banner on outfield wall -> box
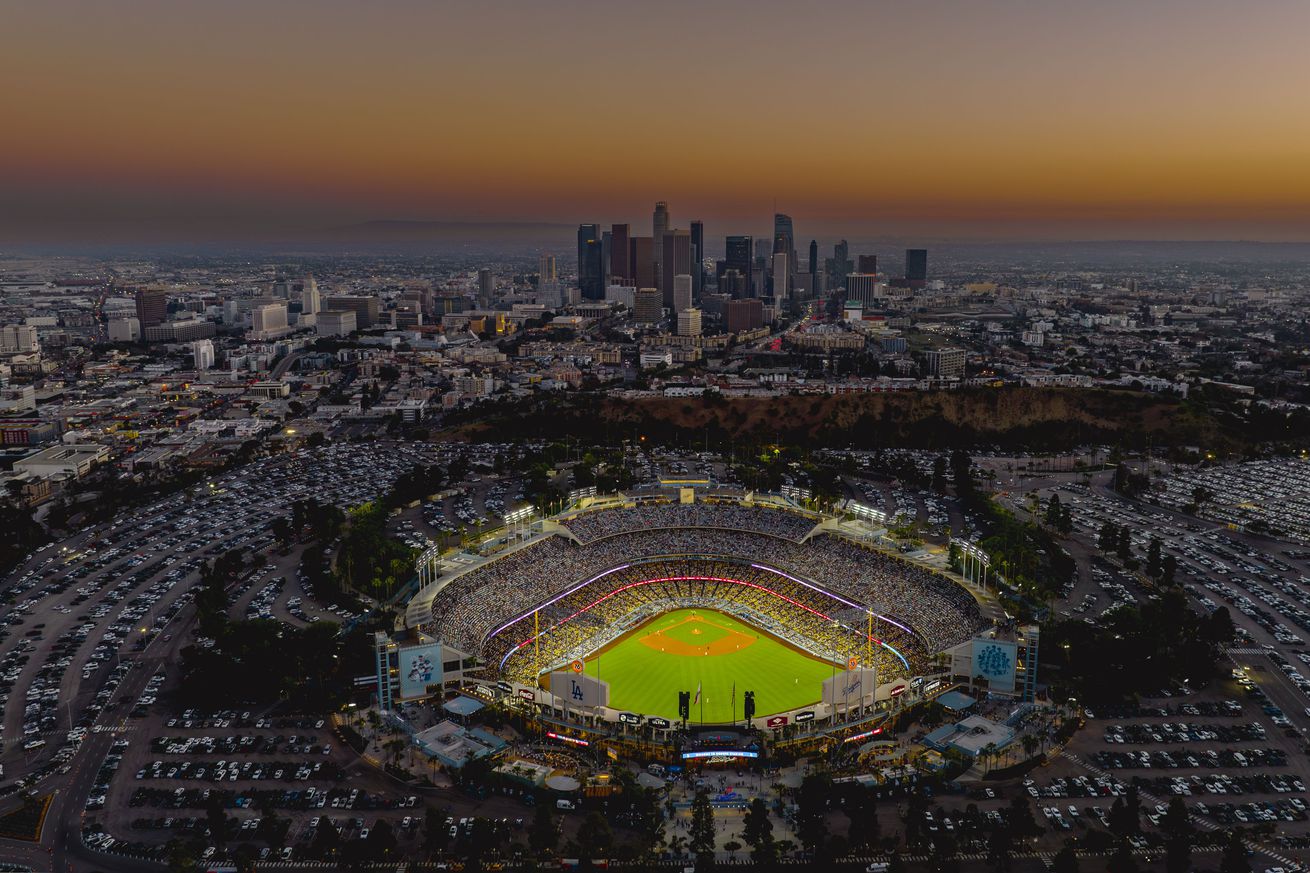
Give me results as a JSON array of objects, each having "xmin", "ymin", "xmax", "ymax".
[
  {"xmin": 822, "ymin": 668, "xmax": 878, "ymax": 706},
  {"xmin": 398, "ymin": 643, "xmax": 443, "ymax": 700},
  {"xmin": 548, "ymin": 671, "xmax": 610, "ymax": 708}
]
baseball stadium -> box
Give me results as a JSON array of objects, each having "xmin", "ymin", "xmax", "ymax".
[{"xmin": 404, "ymin": 494, "xmax": 988, "ymax": 726}]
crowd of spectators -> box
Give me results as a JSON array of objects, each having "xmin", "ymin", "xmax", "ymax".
[
  {"xmin": 423, "ymin": 508, "xmax": 986, "ymax": 673},
  {"xmin": 559, "ymin": 501, "xmax": 816, "ymax": 544},
  {"xmin": 491, "ymin": 559, "xmax": 925, "ymax": 687}
]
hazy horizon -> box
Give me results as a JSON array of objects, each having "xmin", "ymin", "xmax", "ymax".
[{"xmin": 4, "ymin": 0, "xmax": 1310, "ymax": 245}]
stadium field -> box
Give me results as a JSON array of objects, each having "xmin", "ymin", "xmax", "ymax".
[{"xmin": 581, "ymin": 608, "xmax": 835, "ymax": 723}]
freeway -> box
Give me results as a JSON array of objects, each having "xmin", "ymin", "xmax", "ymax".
[{"xmin": 269, "ymin": 352, "xmax": 305, "ymax": 381}]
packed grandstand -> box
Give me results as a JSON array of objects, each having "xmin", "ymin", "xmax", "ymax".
[{"xmin": 413, "ymin": 498, "xmax": 987, "ymax": 689}]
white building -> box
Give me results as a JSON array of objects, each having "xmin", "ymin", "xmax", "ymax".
[
  {"xmin": 107, "ymin": 317, "xmax": 141, "ymax": 343},
  {"xmin": 317, "ymin": 310, "xmax": 357, "ymax": 337},
  {"xmin": 0, "ymin": 324, "xmax": 40, "ymax": 354},
  {"xmin": 926, "ymin": 347, "xmax": 967, "ymax": 379},
  {"xmin": 301, "ymin": 276, "xmax": 320, "ymax": 315},
  {"xmin": 604, "ymin": 285, "xmax": 635, "ymax": 309},
  {"xmin": 1021, "ymin": 330, "xmax": 1045, "ymax": 347},
  {"xmin": 0, "ymin": 385, "xmax": 36, "ymax": 413},
  {"xmin": 676, "ymin": 307, "xmax": 703, "ymax": 337},
  {"xmin": 13, "ymin": 444, "xmax": 111, "ymax": 480},
  {"xmin": 250, "ymin": 303, "xmax": 290, "ymax": 339},
  {"xmin": 192, "ymin": 339, "xmax": 216, "ymax": 370},
  {"xmin": 640, "ymin": 350, "xmax": 673, "ymax": 369},
  {"xmin": 673, "ymin": 274, "xmax": 693, "ymax": 314},
  {"xmin": 456, "ymin": 375, "xmax": 494, "ymax": 397}
]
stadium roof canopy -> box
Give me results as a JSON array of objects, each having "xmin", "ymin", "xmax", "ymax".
[
  {"xmin": 442, "ymin": 696, "xmax": 485, "ymax": 717},
  {"xmin": 937, "ymin": 691, "xmax": 976, "ymax": 712}
]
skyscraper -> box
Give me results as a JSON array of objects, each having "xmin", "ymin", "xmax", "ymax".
[
  {"xmin": 772, "ymin": 213, "xmax": 797, "ymax": 279},
  {"xmin": 905, "ymin": 248, "xmax": 928, "ymax": 287},
  {"xmin": 725, "ymin": 235, "xmax": 753, "ymax": 296},
  {"xmin": 630, "ymin": 237, "xmax": 656, "ymax": 289},
  {"xmin": 301, "ymin": 276, "xmax": 320, "ymax": 315},
  {"xmin": 672, "ymin": 274, "xmax": 693, "ymax": 314},
  {"xmin": 719, "ymin": 270, "xmax": 746, "ymax": 297},
  {"xmin": 660, "ymin": 229, "xmax": 692, "ymax": 306},
  {"xmin": 771, "ymin": 252, "xmax": 789, "ymax": 302},
  {"xmin": 478, "ymin": 268, "xmax": 494, "ymax": 308},
  {"xmin": 538, "ymin": 254, "xmax": 557, "ymax": 285},
  {"xmin": 577, "ymin": 224, "xmax": 604, "ymax": 300},
  {"xmin": 808, "ymin": 240, "xmax": 819, "ymax": 288},
  {"xmin": 134, "ymin": 287, "xmax": 168, "ymax": 327},
  {"xmin": 653, "ymin": 201, "xmax": 670, "ymax": 244},
  {"xmin": 826, "ymin": 240, "xmax": 853, "ymax": 292},
  {"xmin": 857, "ymin": 254, "xmax": 878, "ymax": 275},
  {"xmin": 652, "ymin": 201, "xmax": 670, "ymax": 288},
  {"xmin": 634, "ymin": 287, "xmax": 663, "ymax": 324},
  {"xmin": 690, "ymin": 220, "xmax": 704, "ymax": 296},
  {"xmin": 610, "ymin": 223, "xmax": 631, "ymax": 282}
]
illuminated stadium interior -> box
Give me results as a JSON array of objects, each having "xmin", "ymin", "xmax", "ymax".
[
  {"xmin": 413, "ymin": 499, "xmax": 987, "ymax": 721},
  {"xmin": 491, "ymin": 561, "xmax": 918, "ymax": 684}
]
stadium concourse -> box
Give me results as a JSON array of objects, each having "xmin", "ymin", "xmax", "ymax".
[{"xmin": 407, "ymin": 498, "xmax": 989, "ymax": 719}]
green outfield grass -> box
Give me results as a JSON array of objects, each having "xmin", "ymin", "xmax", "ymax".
[{"xmin": 582, "ymin": 608, "xmax": 835, "ymax": 723}]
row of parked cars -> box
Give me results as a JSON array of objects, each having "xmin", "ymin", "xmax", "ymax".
[
  {"xmin": 1101, "ymin": 721, "xmax": 1266, "ymax": 744},
  {"xmin": 1092, "ymin": 747, "xmax": 1287, "ymax": 770}
]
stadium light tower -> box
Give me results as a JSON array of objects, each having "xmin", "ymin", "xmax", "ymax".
[{"xmin": 504, "ymin": 506, "xmax": 533, "ymax": 534}]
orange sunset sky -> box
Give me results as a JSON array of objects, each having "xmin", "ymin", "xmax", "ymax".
[{"xmin": 3, "ymin": 0, "xmax": 1310, "ymax": 242}]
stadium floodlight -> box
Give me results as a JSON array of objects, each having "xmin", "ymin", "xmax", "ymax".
[
  {"xmin": 846, "ymin": 501, "xmax": 887, "ymax": 524},
  {"xmin": 950, "ymin": 538, "xmax": 991, "ymax": 566},
  {"xmin": 503, "ymin": 507, "xmax": 533, "ymax": 526}
]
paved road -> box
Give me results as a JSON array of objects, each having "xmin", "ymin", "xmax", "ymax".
[
  {"xmin": 270, "ymin": 352, "xmax": 306, "ymax": 380},
  {"xmin": 0, "ymin": 637, "xmax": 185, "ymax": 873}
]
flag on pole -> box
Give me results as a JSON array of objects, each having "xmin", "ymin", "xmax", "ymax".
[{"xmin": 693, "ymin": 682, "xmax": 702, "ymax": 706}]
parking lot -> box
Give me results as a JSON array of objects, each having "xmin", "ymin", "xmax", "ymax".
[{"xmin": 0, "ymin": 442, "xmax": 444, "ymax": 792}]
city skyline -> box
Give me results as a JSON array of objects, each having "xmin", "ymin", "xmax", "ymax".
[
  {"xmin": 3, "ymin": 2, "xmax": 1310, "ymax": 869},
  {"xmin": 4, "ymin": 0, "xmax": 1310, "ymax": 243}
]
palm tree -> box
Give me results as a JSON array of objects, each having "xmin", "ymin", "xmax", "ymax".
[{"xmin": 1022, "ymin": 734, "xmax": 1040, "ymax": 761}]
